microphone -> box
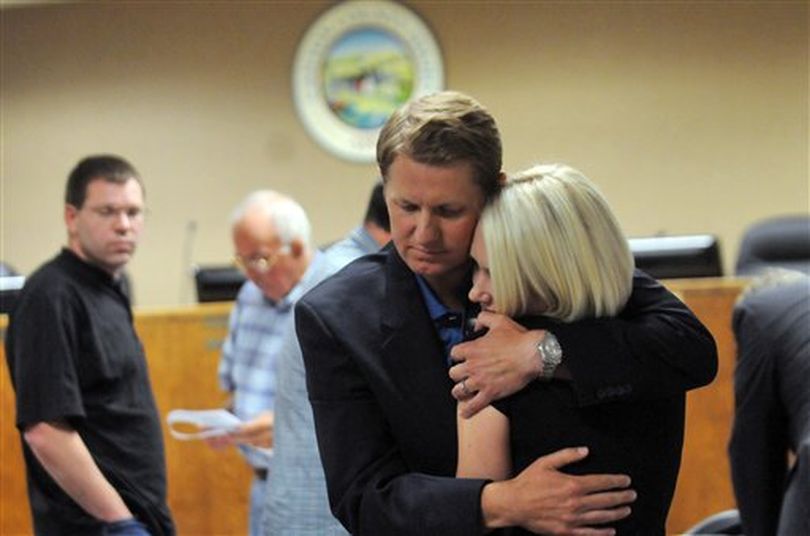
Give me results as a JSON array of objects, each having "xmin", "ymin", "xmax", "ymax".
[{"xmin": 181, "ymin": 220, "xmax": 198, "ymax": 303}]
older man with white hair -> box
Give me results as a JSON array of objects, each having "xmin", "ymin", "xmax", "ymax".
[{"xmin": 207, "ymin": 190, "xmax": 325, "ymax": 536}]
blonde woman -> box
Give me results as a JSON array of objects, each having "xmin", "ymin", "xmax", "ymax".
[{"xmin": 457, "ymin": 164, "xmax": 685, "ymax": 535}]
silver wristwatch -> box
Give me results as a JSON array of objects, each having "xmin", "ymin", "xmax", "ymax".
[{"xmin": 537, "ymin": 331, "xmax": 563, "ymax": 381}]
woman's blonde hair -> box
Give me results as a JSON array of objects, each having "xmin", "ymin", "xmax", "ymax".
[{"xmin": 481, "ymin": 163, "xmax": 634, "ymax": 322}]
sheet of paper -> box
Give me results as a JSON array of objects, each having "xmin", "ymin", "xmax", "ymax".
[{"xmin": 166, "ymin": 408, "xmax": 243, "ymax": 441}]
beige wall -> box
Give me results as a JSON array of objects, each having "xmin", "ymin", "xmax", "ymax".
[{"xmin": 2, "ymin": 0, "xmax": 807, "ymax": 307}]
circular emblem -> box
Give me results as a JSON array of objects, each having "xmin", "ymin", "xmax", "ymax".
[{"xmin": 293, "ymin": 0, "xmax": 444, "ymax": 162}]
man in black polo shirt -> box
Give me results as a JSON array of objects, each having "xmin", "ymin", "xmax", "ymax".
[{"xmin": 5, "ymin": 155, "xmax": 174, "ymax": 535}]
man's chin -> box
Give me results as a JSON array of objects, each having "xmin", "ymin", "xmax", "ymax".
[
  {"xmin": 109, "ymin": 253, "xmax": 132, "ymax": 268},
  {"xmin": 257, "ymin": 284, "xmax": 288, "ymax": 303},
  {"xmin": 407, "ymin": 258, "xmax": 467, "ymax": 281},
  {"xmin": 407, "ymin": 259, "xmax": 443, "ymax": 276}
]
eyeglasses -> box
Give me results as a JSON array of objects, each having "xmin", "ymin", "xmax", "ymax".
[
  {"xmin": 84, "ymin": 205, "xmax": 146, "ymax": 222},
  {"xmin": 234, "ymin": 245, "xmax": 291, "ymax": 274}
]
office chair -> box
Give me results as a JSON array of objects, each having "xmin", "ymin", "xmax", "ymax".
[
  {"xmin": 193, "ymin": 265, "xmax": 246, "ymax": 303},
  {"xmin": 736, "ymin": 215, "xmax": 810, "ymax": 276}
]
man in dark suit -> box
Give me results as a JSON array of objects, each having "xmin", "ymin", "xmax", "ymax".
[
  {"xmin": 296, "ymin": 91, "xmax": 717, "ymax": 535},
  {"xmin": 729, "ymin": 271, "xmax": 809, "ymax": 536}
]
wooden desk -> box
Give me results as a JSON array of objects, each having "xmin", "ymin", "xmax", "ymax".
[{"xmin": 1, "ymin": 279, "xmax": 746, "ymax": 535}]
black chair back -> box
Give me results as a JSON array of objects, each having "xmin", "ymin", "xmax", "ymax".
[
  {"xmin": 736, "ymin": 215, "xmax": 810, "ymax": 276},
  {"xmin": 194, "ymin": 265, "xmax": 246, "ymax": 303}
]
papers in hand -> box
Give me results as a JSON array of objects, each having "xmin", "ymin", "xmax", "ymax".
[{"xmin": 166, "ymin": 409, "xmax": 243, "ymax": 441}]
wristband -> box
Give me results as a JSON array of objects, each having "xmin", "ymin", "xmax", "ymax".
[{"xmin": 102, "ymin": 518, "xmax": 150, "ymax": 536}]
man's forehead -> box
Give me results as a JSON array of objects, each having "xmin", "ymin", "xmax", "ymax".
[
  {"xmin": 85, "ymin": 177, "xmax": 143, "ymax": 199},
  {"xmin": 233, "ymin": 216, "xmax": 281, "ymax": 247},
  {"xmin": 386, "ymin": 180, "xmax": 484, "ymax": 208}
]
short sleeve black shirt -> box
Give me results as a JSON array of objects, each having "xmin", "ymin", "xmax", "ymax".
[{"xmin": 5, "ymin": 249, "xmax": 175, "ymax": 536}]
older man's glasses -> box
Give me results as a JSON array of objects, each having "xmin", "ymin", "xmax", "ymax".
[{"xmin": 234, "ymin": 246, "xmax": 291, "ymax": 274}]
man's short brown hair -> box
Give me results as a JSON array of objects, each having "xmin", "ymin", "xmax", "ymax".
[
  {"xmin": 376, "ymin": 91, "xmax": 502, "ymax": 201},
  {"xmin": 65, "ymin": 155, "xmax": 142, "ymax": 208}
]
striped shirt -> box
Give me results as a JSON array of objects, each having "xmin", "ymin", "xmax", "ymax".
[{"xmin": 218, "ymin": 252, "xmax": 326, "ymax": 469}]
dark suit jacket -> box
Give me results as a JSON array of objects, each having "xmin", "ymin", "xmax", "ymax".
[
  {"xmin": 296, "ymin": 245, "xmax": 717, "ymax": 536},
  {"xmin": 728, "ymin": 276, "xmax": 810, "ymax": 536}
]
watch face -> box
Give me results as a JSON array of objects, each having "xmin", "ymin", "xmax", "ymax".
[
  {"xmin": 543, "ymin": 334, "xmax": 562, "ymax": 361},
  {"xmin": 538, "ymin": 333, "xmax": 562, "ymax": 381}
]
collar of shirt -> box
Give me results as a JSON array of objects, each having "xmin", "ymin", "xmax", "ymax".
[
  {"xmin": 414, "ymin": 274, "xmax": 466, "ymax": 363},
  {"xmin": 58, "ymin": 248, "xmax": 131, "ymax": 309},
  {"xmin": 349, "ymin": 225, "xmax": 381, "ymax": 254}
]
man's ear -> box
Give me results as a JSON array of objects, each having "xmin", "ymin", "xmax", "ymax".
[
  {"xmin": 289, "ymin": 239, "xmax": 305, "ymax": 258},
  {"xmin": 64, "ymin": 204, "xmax": 79, "ymax": 235},
  {"xmin": 497, "ymin": 172, "xmax": 508, "ymax": 186}
]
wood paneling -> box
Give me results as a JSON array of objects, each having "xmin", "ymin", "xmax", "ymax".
[
  {"xmin": 1, "ymin": 280, "xmax": 746, "ymax": 534},
  {"xmin": 665, "ymin": 277, "xmax": 745, "ymax": 533},
  {"xmin": 0, "ymin": 331, "xmax": 30, "ymax": 536},
  {"xmin": 135, "ymin": 303, "xmax": 252, "ymax": 536}
]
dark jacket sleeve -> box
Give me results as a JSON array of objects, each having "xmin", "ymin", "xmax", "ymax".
[
  {"xmin": 554, "ymin": 270, "xmax": 718, "ymax": 406},
  {"xmin": 727, "ymin": 299, "xmax": 787, "ymax": 536},
  {"xmin": 295, "ymin": 298, "xmax": 488, "ymax": 536}
]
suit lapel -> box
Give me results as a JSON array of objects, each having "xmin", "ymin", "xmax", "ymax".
[
  {"xmin": 379, "ymin": 248, "xmax": 459, "ymax": 469},
  {"xmin": 381, "ymin": 248, "xmax": 454, "ymax": 398}
]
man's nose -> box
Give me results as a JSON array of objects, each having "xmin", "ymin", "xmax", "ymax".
[
  {"xmin": 112, "ymin": 211, "xmax": 133, "ymax": 232},
  {"xmin": 414, "ymin": 211, "xmax": 439, "ymax": 244}
]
